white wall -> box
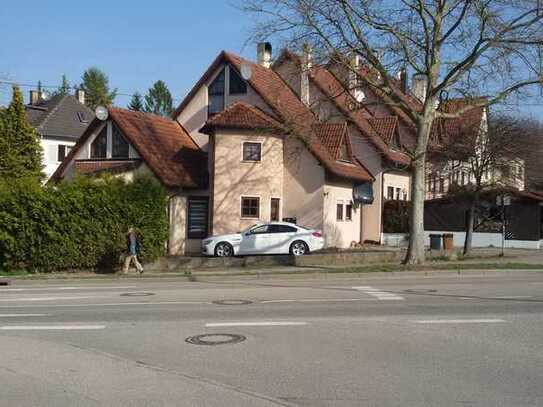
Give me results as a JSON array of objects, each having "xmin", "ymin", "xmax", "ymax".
[
  {"xmin": 382, "ymin": 232, "xmax": 541, "ymax": 249},
  {"xmin": 41, "ymin": 138, "xmax": 76, "ymax": 180},
  {"xmin": 323, "ymin": 179, "xmax": 360, "ymax": 248}
]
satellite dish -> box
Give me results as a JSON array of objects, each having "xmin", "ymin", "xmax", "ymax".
[
  {"xmin": 95, "ymin": 106, "xmax": 108, "ymax": 121},
  {"xmin": 240, "ymin": 63, "xmax": 253, "ymax": 80}
]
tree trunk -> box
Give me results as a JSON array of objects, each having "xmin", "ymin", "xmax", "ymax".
[
  {"xmin": 404, "ymin": 154, "xmax": 426, "ymax": 264},
  {"xmin": 404, "ymin": 115, "xmax": 434, "ymax": 265},
  {"xmin": 463, "ymin": 191, "xmax": 479, "ymax": 256},
  {"xmin": 463, "ymin": 200, "xmax": 475, "ymax": 256}
]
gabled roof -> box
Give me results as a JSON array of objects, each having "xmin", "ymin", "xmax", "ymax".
[
  {"xmin": 52, "ymin": 108, "xmax": 207, "ymax": 189},
  {"xmin": 179, "ymin": 50, "xmax": 373, "ymax": 183},
  {"xmin": 25, "ymin": 95, "xmax": 94, "ymax": 140},
  {"xmin": 201, "ymin": 101, "xmax": 284, "ymax": 132},
  {"xmin": 309, "ymin": 65, "xmax": 411, "ymax": 166},
  {"xmin": 313, "ymin": 123, "xmax": 348, "ymax": 160},
  {"xmin": 368, "ymin": 116, "xmax": 399, "ymax": 145}
]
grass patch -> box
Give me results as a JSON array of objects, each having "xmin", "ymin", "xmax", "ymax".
[
  {"xmin": 0, "ymin": 269, "xmax": 34, "ymax": 277},
  {"xmin": 336, "ymin": 262, "xmax": 543, "ymax": 274}
]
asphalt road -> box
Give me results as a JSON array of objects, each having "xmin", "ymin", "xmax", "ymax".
[{"xmin": 1, "ymin": 271, "xmax": 542, "ymax": 406}]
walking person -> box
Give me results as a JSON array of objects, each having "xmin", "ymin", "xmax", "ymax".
[{"xmin": 123, "ymin": 227, "xmax": 144, "ymax": 274}]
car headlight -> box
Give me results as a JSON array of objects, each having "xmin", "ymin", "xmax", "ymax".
[{"xmin": 202, "ymin": 239, "xmax": 213, "ymax": 246}]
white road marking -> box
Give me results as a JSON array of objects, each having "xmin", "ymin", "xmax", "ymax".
[
  {"xmin": 0, "ymin": 314, "xmax": 49, "ymax": 317},
  {"xmin": 261, "ymin": 298, "xmax": 376, "ymax": 303},
  {"xmin": 352, "ymin": 286, "xmax": 405, "ymax": 301},
  {"xmin": 206, "ymin": 321, "xmax": 308, "ymax": 327},
  {"xmin": 1, "ymin": 286, "xmax": 136, "ymax": 292},
  {"xmin": 415, "ymin": 319, "xmax": 506, "ymax": 324},
  {"xmin": 0, "ymin": 325, "xmax": 106, "ymax": 330},
  {"xmin": 0, "ymin": 300, "xmax": 210, "ymax": 308},
  {"xmin": 492, "ymin": 296, "xmax": 532, "ymax": 299},
  {"xmin": 0, "ymin": 296, "xmax": 106, "ymax": 302}
]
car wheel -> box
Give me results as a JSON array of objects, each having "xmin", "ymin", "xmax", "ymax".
[
  {"xmin": 290, "ymin": 240, "xmax": 309, "ymax": 256},
  {"xmin": 215, "ymin": 242, "xmax": 234, "ymax": 257}
]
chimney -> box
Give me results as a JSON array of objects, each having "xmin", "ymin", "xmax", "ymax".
[
  {"xmin": 411, "ymin": 73, "xmax": 427, "ymax": 103},
  {"xmin": 397, "ymin": 68, "xmax": 408, "ymax": 93},
  {"xmin": 349, "ymin": 53, "xmax": 365, "ymax": 102},
  {"xmin": 257, "ymin": 42, "xmax": 272, "ymax": 68},
  {"xmin": 75, "ymin": 89, "xmax": 85, "ymax": 105},
  {"xmin": 29, "ymin": 90, "xmax": 40, "ymax": 105},
  {"xmin": 301, "ymin": 43, "xmax": 312, "ymax": 106}
]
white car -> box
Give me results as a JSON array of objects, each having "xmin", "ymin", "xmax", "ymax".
[{"xmin": 201, "ymin": 222, "xmax": 324, "ymax": 257}]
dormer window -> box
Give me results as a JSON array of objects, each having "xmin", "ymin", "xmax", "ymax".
[
  {"xmin": 339, "ymin": 142, "xmax": 350, "ymax": 162},
  {"xmin": 208, "ymin": 68, "xmax": 225, "ymax": 117},
  {"xmin": 90, "ymin": 122, "xmax": 131, "ymax": 159},
  {"xmin": 91, "ymin": 125, "xmax": 107, "ymax": 158},
  {"xmin": 112, "ymin": 123, "xmax": 129, "ymax": 158},
  {"xmin": 229, "ymin": 68, "xmax": 247, "ymax": 95}
]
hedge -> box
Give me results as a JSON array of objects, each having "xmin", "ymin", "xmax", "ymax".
[
  {"xmin": 0, "ymin": 175, "xmax": 169, "ymax": 273},
  {"xmin": 382, "ymin": 199, "xmax": 410, "ymax": 233}
]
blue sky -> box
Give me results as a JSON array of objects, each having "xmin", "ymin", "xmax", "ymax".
[
  {"xmin": 1, "ymin": 1, "xmax": 541, "ymax": 119},
  {"xmin": 0, "ymin": 1, "xmax": 253, "ymax": 107}
]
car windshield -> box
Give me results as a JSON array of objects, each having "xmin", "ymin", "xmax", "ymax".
[{"xmin": 240, "ymin": 224, "xmax": 260, "ymax": 234}]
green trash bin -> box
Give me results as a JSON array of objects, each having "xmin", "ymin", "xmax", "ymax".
[{"xmin": 429, "ymin": 234, "xmax": 442, "ymax": 250}]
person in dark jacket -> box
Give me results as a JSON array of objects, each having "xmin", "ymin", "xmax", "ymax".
[{"xmin": 123, "ymin": 227, "xmax": 143, "ymax": 274}]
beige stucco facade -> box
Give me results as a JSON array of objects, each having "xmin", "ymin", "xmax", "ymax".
[
  {"xmin": 323, "ymin": 178, "xmax": 360, "ymax": 248},
  {"xmin": 211, "ymin": 129, "xmax": 284, "ymax": 235}
]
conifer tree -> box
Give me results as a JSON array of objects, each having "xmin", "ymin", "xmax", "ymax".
[
  {"xmin": 80, "ymin": 67, "xmax": 117, "ymax": 110},
  {"xmin": 128, "ymin": 92, "xmax": 144, "ymax": 111},
  {"xmin": 0, "ymin": 87, "xmax": 43, "ymax": 179},
  {"xmin": 144, "ymin": 81, "xmax": 173, "ymax": 117},
  {"xmin": 52, "ymin": 75, "xmax": 71, "ymax": 97}
]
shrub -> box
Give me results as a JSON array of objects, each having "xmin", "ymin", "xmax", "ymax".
[
  {"xmin": 0, "ymin": 175, "xmax": 168, "ymax": 273},
  {"xmin": 383, "ymin": 200, "xmax": 411, "ymax": 233}
]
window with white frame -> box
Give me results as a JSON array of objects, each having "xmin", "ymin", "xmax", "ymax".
[
  {"xmin": 345, "ymin": 202, "xmax": 353, "ymax": 221},
  {"xmin": 208, "ymin": 68, "xmax": 225, "ymax": 117},
  {"xmin": 336, "ymin": 201, "xmax": 344, "ymax": 221},
  {"xmin": 90, "ymin": 126, "xmax": 107, "ymax": 158},
  {"xmin": 57, "ymin": 145, "xmax": 71, "ymax": 162}
]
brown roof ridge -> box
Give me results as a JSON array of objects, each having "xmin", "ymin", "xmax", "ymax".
[
  {"xmin": 51, "ymin": 107, "xmax": 207, "ymax": 188},
  {"xmin": 203, "ymin": 101, "xmax": 285, "ymax": 131}
]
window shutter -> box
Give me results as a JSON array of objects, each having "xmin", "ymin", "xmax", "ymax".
[{"xmin": 187, "ymin": 197, "xmax": 209, "ymax": 239}]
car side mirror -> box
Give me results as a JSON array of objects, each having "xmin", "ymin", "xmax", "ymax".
[{"xmin": 244, "ymin": 232, "xmax": 252, "ymax": 236}]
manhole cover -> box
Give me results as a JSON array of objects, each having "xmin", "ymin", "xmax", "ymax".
[
  {"xmin": 185, "ymin": 333, "xmax": 246, "ymax": 346},
  {"xmin": 212, "ymin": 299, "xmax": 253, "ymax": 305},
  {"xmin": 120, "ymin": 292, "xmax": 155, "ymax": 297},
  {"xmin": 403, "ymin": 289, "xmax": 438, "ymax": 293}
]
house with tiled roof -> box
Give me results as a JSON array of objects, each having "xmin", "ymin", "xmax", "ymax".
[
  {"xmin": 25, "ymin": 90, "xmax": 94, "ymax": 179},
  {"xmin": 174, "ymin": 45, "xmax": 377, "ymax": 248},
  {"xmin": 51, "ymin": 107, "xmax": 208, "ymax": 255}
]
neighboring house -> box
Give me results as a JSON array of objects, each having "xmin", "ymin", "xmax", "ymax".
[
  {"xmin": 53, "ymin": 43, "xmax": 513, "ymax": 253},
  {"xmin": 425, "ymin": 99, "xmax": 525, "ymax": 200},
  {"xmin": 26, "ymin": 90, "xmax": 94, "ymax": 179},
  {"xmin": 51, "ymin": 108, "xmax": 208, "ymax": 255}
]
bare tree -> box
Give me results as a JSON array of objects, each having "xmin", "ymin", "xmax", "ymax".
[
  {"xmin": 244, "ymin": 0, "xmax": 543, "ymax": 264},
  {"xmin": 428, "ymin": 113, "xmax": 538, "ymax": 255}
]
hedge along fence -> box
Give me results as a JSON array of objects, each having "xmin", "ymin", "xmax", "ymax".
[
  {"xmin": 0, "ymin": 175, "xmax": 169, "ymax": 273},
  {"xmin": 382, "ymin": 200, "xmax": 411, "ymax": 233}
]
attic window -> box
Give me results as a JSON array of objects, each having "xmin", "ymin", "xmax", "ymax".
[
  {"xmin": 90, "ymin": 126, "xmax": 107, "ymax": 158},
  {"xmin": 229, "ymin": 68, "xmax": 247, "ymax": 95},
  {"xmin": 77, "ymin": 111, "xmax": 89, "ymax": 123},
  {"xmin": 208, "ymin": 68, "xmax": 225, "ymax": 117},
  {"xmin": 112, "ymin": 123, "xmax": 129, "ymax": 158},
  {"xmin": 338, "ymin": 142, "xmax": 350, "ymax": 162}
]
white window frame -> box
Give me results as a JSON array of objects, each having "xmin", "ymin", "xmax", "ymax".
[{"xmin": 336, "ymin": 200, "xmax": 344, "ymax": 222}]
